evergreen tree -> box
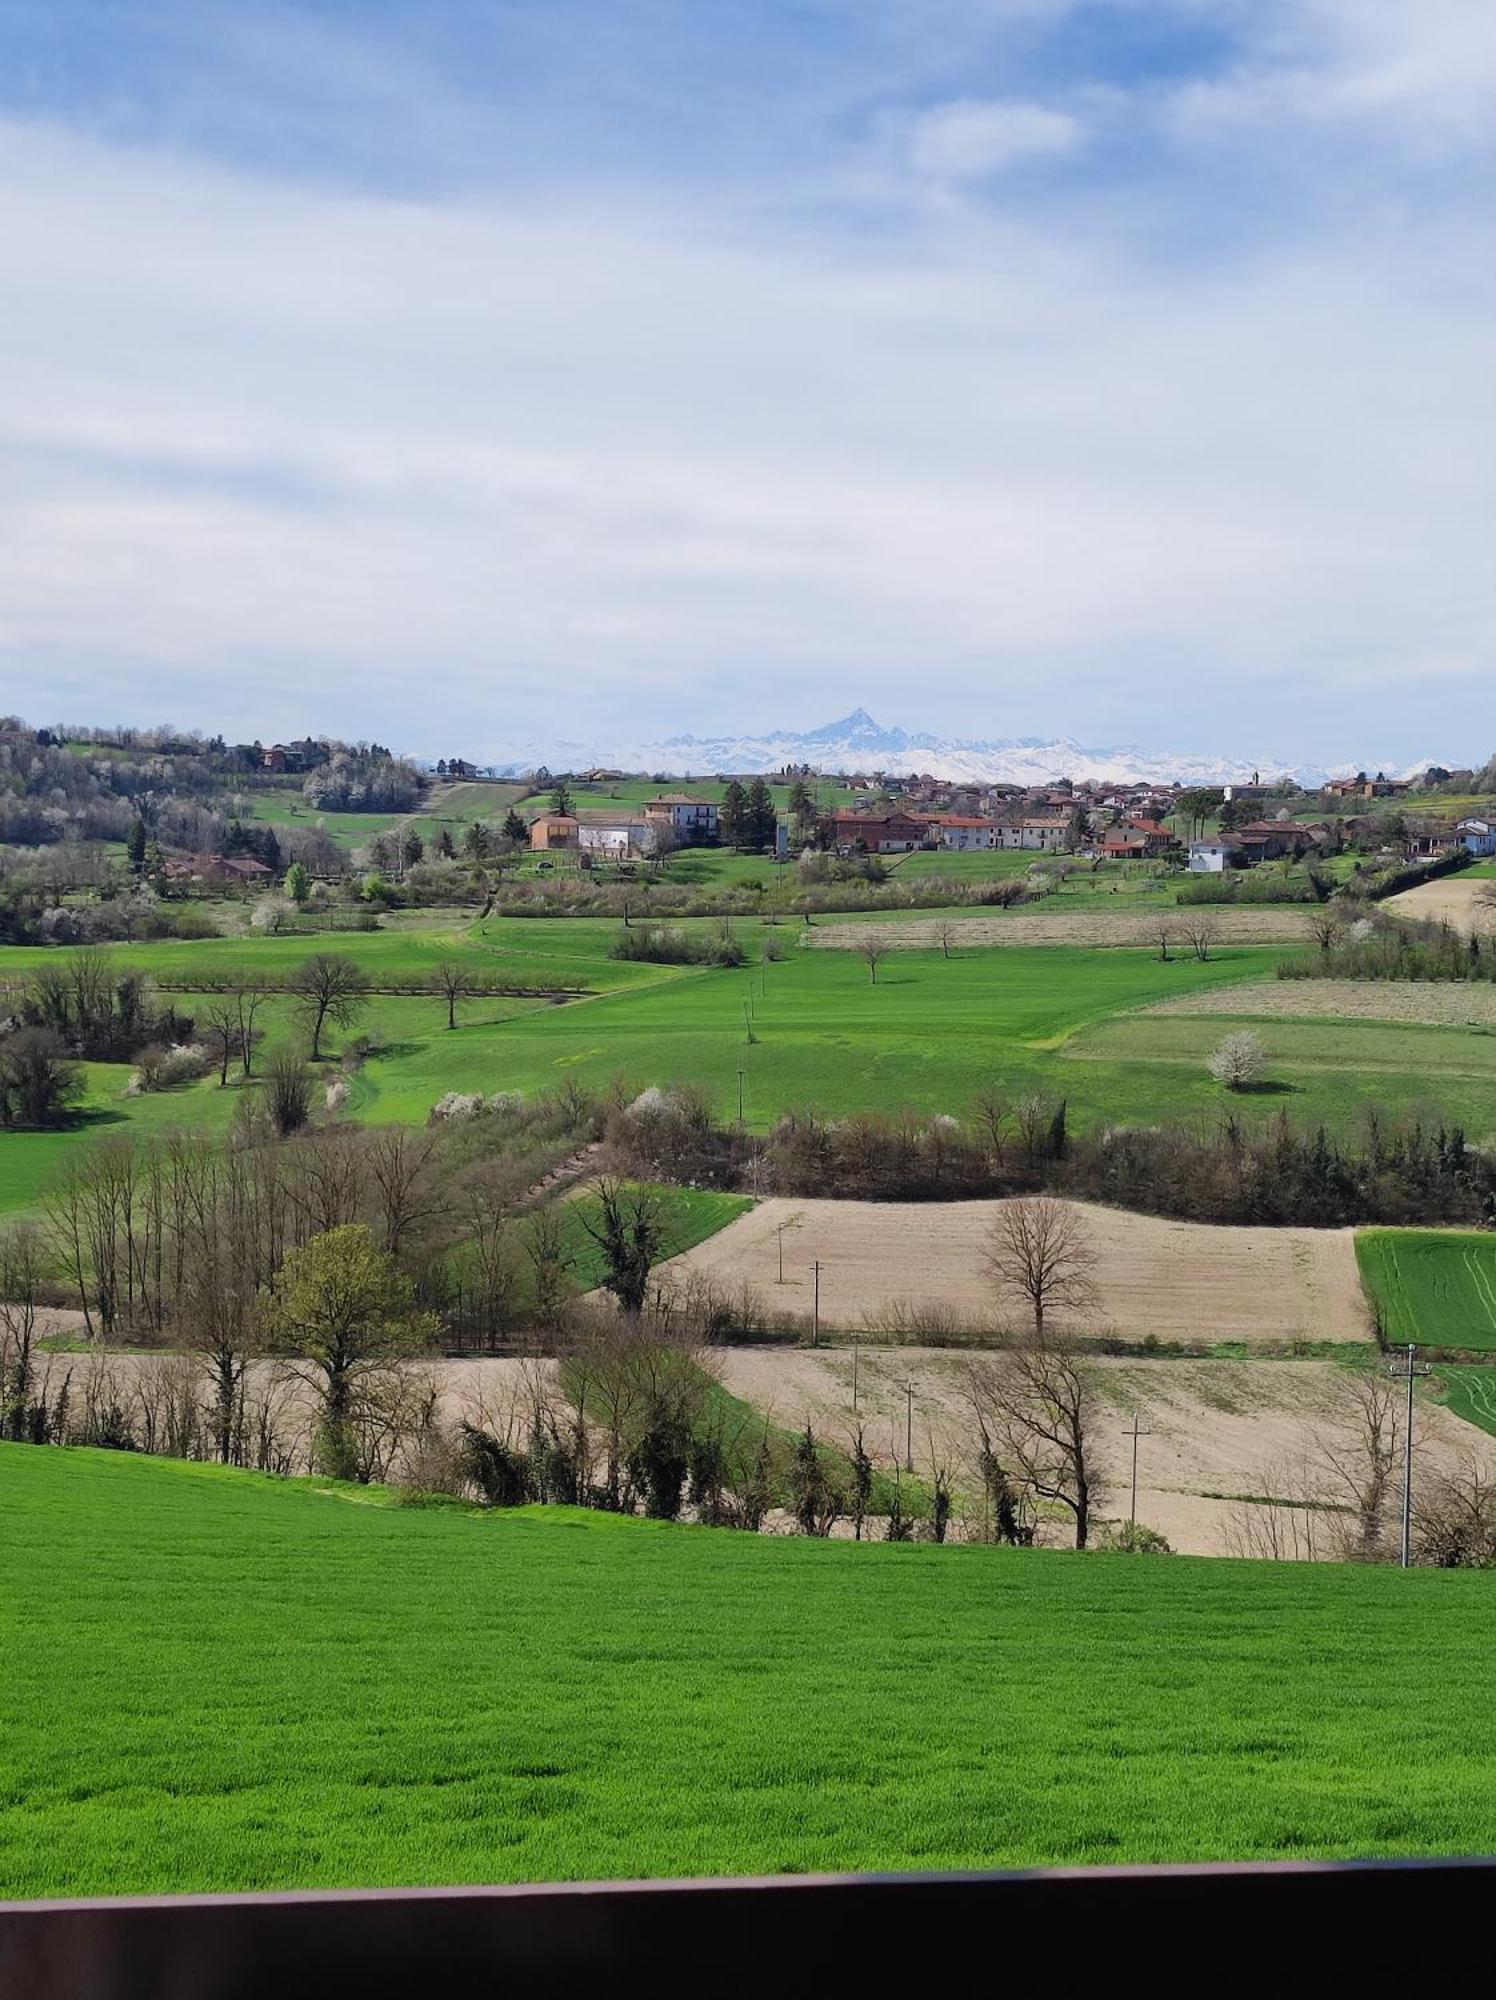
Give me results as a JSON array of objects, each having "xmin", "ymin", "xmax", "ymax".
[
  {"xmin": 463, "ymin": 820, "xmax": 492, "ymax": 862},
  {"xmin": 549, "ymin": 780, "xmax": 574, "ymax": 817},
  {"xmin": 720, "ymin": 780, "xmax": 748, "ymax": 848},
  {"xmin": 746, "ymin": 778, "xmax": 776, "ymax": 852},
  {"xmin": 401, "ymin": 828, "xmax": 424, "ymax": 868},
  {"xmin": 502, "ymin": 809, "xmax": 529, "ymax": 845},
  {"xmin": 436, "ymin": 828, "xmax": 455, "ymax": 858},
  {"xmin": 125, "ymin": 819, "xmax": 147, "ymax": 875}
]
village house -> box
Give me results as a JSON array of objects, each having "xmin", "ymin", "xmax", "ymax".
[
  {"xmin": 1458, "ymin": 818, "xmax": 1496, "ymax": 858},
  {"xmin": 1188, "ymin": 839, "xmax": 1242, "ymax": 874},
  {"xmin": 529, "ymin": 814, "xmax": 580, "ymax": 852},
  {"xmin": 574, "ymin": 812, "xmax": 652, "ymax": 857},
  {"xmin": 1122, "ymin": 819, "xmax": 1178, "ymax": 856},
  {"xmin": 1402, "ymin": 821, "xmax": 1460, "ymax": 861},
  {"xmin": 162, "ymin": 852, "xmax": 274, "ymax": 887},
  {"xmin": 644, "ymin": 794, "xmax": 720, "ymax": 843},
  {"xmin": 931, "ymin": 815, "xmax": 999, "ymax": 852},
  {"xmin": 989, "ymin": 818, "xmax": 1069, "ymax": 854},
  {"xmin": 831, "ymin": 811, "xmax": 927, "ymax": 854}
]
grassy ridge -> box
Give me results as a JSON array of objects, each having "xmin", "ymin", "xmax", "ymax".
[
  {"xmin": 1357, "ymin": 1229, "xmax": 1496, "ymax": 1352},
  {"xmin": 5, "ymin": 1445, "xmax": 1496, "ymax": 1898}
]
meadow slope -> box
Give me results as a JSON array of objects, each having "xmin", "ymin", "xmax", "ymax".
[{"xmin": 5, "ymin": 1445, "xmax": 1496, "ymax": 1899}]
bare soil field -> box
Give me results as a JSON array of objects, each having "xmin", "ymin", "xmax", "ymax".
[
  {"xmin": 711, "ymin": 1347, "xmax": 1496, "ymax": 1557},
  {"xmin": 29, "ymin": 1343, "xmax": 1495, "ymax": 1558},
  {"xmin": 1145, "ymin": 978, "xmax": 1496, "ymax": 1027},
  {"xmin": 1386, "ymin": 877, "xmax": 1496, "ymax": 936},
  {"xmin": 804, "ymin": 908, "xmax": 1317, "ymax": 949},
  {"xmin": 663, "ymin": 1196, "xmax": 1371, "ymax": 1346}
]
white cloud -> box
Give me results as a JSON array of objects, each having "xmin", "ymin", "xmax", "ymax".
[
  {"xmin": 0, "ymin": 107, "xmax": 1490, "ymax": 756},
  {"xmin": 907, "ymin": 98, "xmax": 1083, "ymax": 180}
]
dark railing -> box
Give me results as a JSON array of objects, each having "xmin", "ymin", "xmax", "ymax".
[{"xmin": 3, "ymin": 1857, "xmax": 1491, "ymax": 1998}]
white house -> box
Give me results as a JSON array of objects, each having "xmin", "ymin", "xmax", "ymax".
[
  {"xmin": 644, "ymin": 794, "xmax": 720, "ymax": 842},
  {"xmin": 1458, "ymin": 818, "xmax": 1496, "ymax": 857},
  {"xmin": 935, "ymin": 816, "xmax": 999, "ymax": 852},
  {"xmin": 578, "ymin": 820, "xmax": 650, "ymax": 857},
  {"xmin": 993, "ymin": 818, "xmax": 1068, "ymax": 853},
  {"xmin": 1189, "ymin": 840, "xmax": 1241, "ymax": 873}
]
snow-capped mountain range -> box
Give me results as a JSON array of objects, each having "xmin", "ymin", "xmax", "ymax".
[{"xmin": 482, "ymin": 710, "xmax": 1425, "ymax": 789}]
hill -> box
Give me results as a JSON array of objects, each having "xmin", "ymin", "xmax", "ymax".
[{"xmin": 5, "ymin": 1444, "xmax": 1496, "ymax": 1899}]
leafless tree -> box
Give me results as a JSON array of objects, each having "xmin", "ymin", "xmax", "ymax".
[
  {"xmin": 858, "ymin": 934, "xmax": 890, "ymax": 984},
  {"xmin": 965, "ymin": 1336, "xmax": 1104, "ymax": 1548},
  {"xmin": 1221, "ymin": 1451, "xmax": 1326, "ymax": 1561},
  {"xmin": 934, "ymin": 919, "xmax": 957, "ymax": 961},
  {"xmin": 430, "ymin": 960, "xmax": 474, "ymax": 1030},
  {"xmin": 1181, "ymin": 913, "xmax": 1221, "ymax": 962},
  {"xmin": 0, "ymin": 1223, "xmax": 46, "ymax": 1439},
  {"xmin": 525, "ymin": 1206, "xmax": 575, "ymax": 1333},
  {"xmin": 1146, "ymin": 915, "xmax": 1173, "ymax": 963},
  {"xmin": 1415, "ymin": 1451, "xmax": 1496, "ymax": 1567},
  {"xmin": 1308, "ymin": 909, "xmax": 1347, "ymax": 955},
  {"xmin": 201, "ymin": 1000, "xmax": 240, "ymax": 1086},
  {"xmin": 971, "ymin": 1085, "xmax": 1009, "ymax": 1167},
  {"xmin": 366, "ymin": 1127, "xmax": 441, "ymax": 1259},
  {"xmin": 289, "ymin": 952, "xmax": 370, "ymax": 1060},
  {"xmin": 235, "ymin": 985, "xmax": 269, "ymax": 1077},
  {"xmin": 1316, "ymin": 1372, "xmax": 1402, "ymax": 1562},
  {"xmin": 987, "ymin": 1197, "xmax": 1098, "ymax": 1338}
]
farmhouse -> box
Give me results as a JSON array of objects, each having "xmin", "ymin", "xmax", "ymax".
[
  {"xmin": 1188, "ymin": 840, "xmax": 1242, "ymax": 873},
  {"xmin": 831, "ymin": 811, "xmax": 927, "ymax": 854},
  {"xmin": 931, "ymin": 815, "xmax": 999, "ymax": 852},
  {"xmin": 991, "ymin": 818, "xmax": 1069, "ymax": 853},
  {"xmin": 1402, "ymin": 821, "xmax": 1460, "ymax": 861},
  {"xmin": 1234, "ymin": 821, "xmax": 1308, "ymax": 862},
  {"xmin": 529, "ymin": 814, "xmax": 580, "ymax": 852},
  {"xmin": 644, "ymin": 794, "xmax": 719, "ymax": 843},
  {"xmin": 161, "ymin": 852, "xmax": 274, "ymax": 886},
  {"xmin": 1458, "ymin": 818, "xmax": 1496, "ymax": 858}
]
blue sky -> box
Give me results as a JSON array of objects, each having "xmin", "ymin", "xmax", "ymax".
[{"xmin": 0, "ymin": 2, "xmax": 1492, "ymax": 763}]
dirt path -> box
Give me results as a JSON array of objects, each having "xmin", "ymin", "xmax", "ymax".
[{"xmin": 663, "ymin": 1196, "xmax": 1371, "ymax": 1346}]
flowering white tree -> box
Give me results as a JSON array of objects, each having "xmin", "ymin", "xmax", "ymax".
[{"xmin": 1207, "ymin": 1030, "xmax": 1268, "ymax": 1090}]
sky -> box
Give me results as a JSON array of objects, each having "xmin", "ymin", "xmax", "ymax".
[{"xmin": 0, "ymin": 1, "xmax": 1492, "ymax": 764}]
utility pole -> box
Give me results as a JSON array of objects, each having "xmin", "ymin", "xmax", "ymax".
[
  {"xmin": 812, "ymin": 1261, "xmax": 820, "ymax": 1348},
  {"xmin": 905, "ymin": 1380, "xmax": 914, "ymax": 1473},
  {"xmin": 1121, "ymin": 1411, "xmax": 1152, "ymax": 1527},
  {"xmin": 736, "ymin": 1067, "xmax": 745, "ymax": 1127},
  {"xmin": 1389, "ymin": 1342, "xmax": 1431, "ymax": 1569}
]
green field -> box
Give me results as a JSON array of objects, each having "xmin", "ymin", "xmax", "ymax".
[
  {"xmin": 1435, "ymin": 1366, "xmax": 1496, "ymax": 1437},
  {"xmin": 9, "ymin": 919, "xmax": 1496, "ymax": 1214},
  {"xmin": 1357, "ymin": 1229, "xmax": 1496, "ymax": 1351},
  {"xmin": 4, "ymin": 1444, "xmax": 1496, "ymax": 1898}
]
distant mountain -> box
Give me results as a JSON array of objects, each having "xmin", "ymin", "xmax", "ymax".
[{"xmin": 482, "ymin": 709, "xmax": 1386, "ymax": 787}]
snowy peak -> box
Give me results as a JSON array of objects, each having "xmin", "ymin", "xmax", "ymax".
[{"xmin": 480, "ymin": 713, "xmax": 1421, "ymax": 788}]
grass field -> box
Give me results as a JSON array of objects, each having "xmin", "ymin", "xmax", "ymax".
[
  {"xmin": 5, "ymin": 1444, "xmax": 1496, "ymax": 1899},
  {"xmin": 1356, "ymin": 1229, "xmax": 1496, "ymax": 1352},
  {"xmin": 1436, "ymin": 1366, "xmax": 1496, "ymax": 1438},
  {"xmin": 8, "ymin": 920, "xmax": 1496, "ymax": 1214}
]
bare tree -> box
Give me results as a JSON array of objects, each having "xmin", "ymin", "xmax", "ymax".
[
  {"xmin": 236, "ymin": 985, "xmax": 269, "ymax": 1078},
  {"xmin": 934, "ymin": 919, "xmax": 957, "ymax": 961},
  {"xmin": 1145, "ymin": 915, "xmax": 1173, "ymax": 963},
  {"xmin": 1181, "ymin": 913, "xmax": 1221, "ymax": 962},
  {"xmin": 366, "ymin": 1127, "xmax": 441, "ymax": 1259},
  {"xmin": 430, "ymin": 960, "xmax": 474, "ymax": 1030},
  {"xmin": 0, "ymin": 1223, "xmax": 46, "ymax": 1440},
  {"xmin": 966, "ymin": 1337, "xmax": 1104, "ymax": 1548},
  {"xmin": 525, "ymin": 1207, "xmax": 575, "ymax": 1334},
  {"xmin": 201, "ymin": 1000, "xmax": 240, "ymax": 1086},
  {"xmin": 987, "ymin": 1197, "xmax": 1098, "ymax": 1338},
  {"xmin": 1415, "ymin": 1451, "xmax": 1496, "ymax": 1567},
  {"xmin": 857, "ymin": 934, "xmax": 890, "ymax": 984},
  {"xmin": 971, "ymin": 1085, "xmax": 1009, "ymax": 1167},
  {"xmin": 1308, "ymin": 909, "xmax": 1347, "ymax": 955},
  {"xmin": 289, "ymin": 952, "xmax": 370, "ymax": 1060},
  {"xmin": 1316, "ymin": 1372, "xmax": 1403, "ymax": 1562}
]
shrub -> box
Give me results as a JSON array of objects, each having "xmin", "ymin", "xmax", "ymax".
[{"xmin": 128, "ymin": 1042, "xmax": 211, "ymax": 1094}]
